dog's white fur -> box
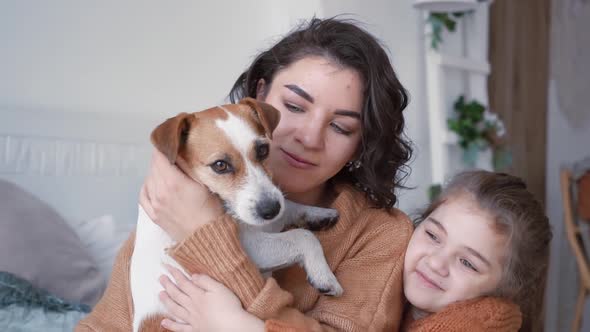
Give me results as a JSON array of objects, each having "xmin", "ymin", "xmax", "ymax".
[
  {"xmin": 214, "ymin": 107, "xmax": 286, "ymax": 225},
  {"xmin": 130, "ymin": 105, "xmax": 342, "ymax": 332}
]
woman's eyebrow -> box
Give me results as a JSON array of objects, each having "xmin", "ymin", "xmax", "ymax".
[
  {"xmin": 334, "ymin": 110, "xmax": 361, "ymax": 119},
  {"xmin": 284, "ymin": 84, "xmax": 360, "ymax": 118},
  {"xmin": 284, "ymin": 84, "xmax": 314, "ymax": 103}
]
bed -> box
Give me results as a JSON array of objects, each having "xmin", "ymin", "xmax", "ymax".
[{"xmin": 0, "ymin": 107, "xmax": 162, "ymax": 331}]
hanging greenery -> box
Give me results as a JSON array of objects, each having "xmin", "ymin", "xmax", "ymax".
[
  {"xmin": 427, "ymin": 12, "xmax": 466, "ymax": 49},
  {"xmin": 447, "ymin": 95, "xmax": 512, "ymax": 170},
  {"xmin": 428, "ymin": 183, "xmax": 442, "ymax": 203}
]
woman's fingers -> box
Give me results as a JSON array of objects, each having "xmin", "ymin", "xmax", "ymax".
[
  {"xmin": 149, "ymin": 150, "xmax": 171, "ymax": 211},
  {"xmin": 152, "ymin": 148, "xmax": 190, "ymax": 187},
  {"xmin": 140, "ymin": 150, "xmax": 165, "ymax": 219},
  {"xmin": 159, "ymin": 290, "xmax": 191, "ymax": 324},
  {"xmin": 166, "ymin": 265, "xmax": 207, "ymax": 297},
  {"xmin": 160, "ymin": 274, "xmax": 193, "ymax": 310},
  {"xmin": 161, "ymin": 318, "xmax": 194, "ymax": 332},
  {"xmin": 139, "ymin": 185, "xmax": 156, "ymax": 220},
  {"xmin": 191, "ymin": 274, "xmax": 222, "ymax": 293}
]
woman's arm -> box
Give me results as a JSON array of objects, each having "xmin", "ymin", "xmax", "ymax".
[
  {"xmin": 168, "ymin": 210, "xmax": 412, "ymax": 331},
  {"xmin": 75, "ymin": 232, "xmax": 136, "ymax": 332},
  {"xmin": 159, "ymin": 265, "xmax": 265, "ymax": 332}
]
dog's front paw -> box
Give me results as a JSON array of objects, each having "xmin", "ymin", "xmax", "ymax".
[
  {"xmin": 307, "ymin": 272, "xmax": 343, "ymax": 297},
  {"xmin": 305, "ymin": 209, "xmax": 339, "ymax": 231}
]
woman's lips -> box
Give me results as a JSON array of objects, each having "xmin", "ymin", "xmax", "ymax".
[
  {"xmin": 280, "ymin": 149, "xmax": 316, "ymax": 169},
  {"xmin": 415, "ymin": 270, "xmax": 443, "ymax": 291}
]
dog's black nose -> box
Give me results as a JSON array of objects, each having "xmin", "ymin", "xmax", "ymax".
[{"xmin": 256, "ymin": 200, "xmax": 281, "ymax": 220}]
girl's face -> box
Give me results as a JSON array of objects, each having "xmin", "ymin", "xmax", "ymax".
[
  {"xmin": 257, "ymin": 56, "xmax": 364, "ymax": 205},
  {"xmin": 403, "ymin": 195, "xmax": 508, "ymax": 313}
]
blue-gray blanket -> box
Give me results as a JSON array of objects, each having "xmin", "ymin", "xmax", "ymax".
[{"xmin": 0, "ymin": 271, "xmax": 90, "ymax": 331}]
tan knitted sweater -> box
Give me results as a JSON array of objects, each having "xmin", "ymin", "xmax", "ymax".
[
  {"xmin": 400, "ymin": 297, "xmax": 522, "ymax": 332},
  {"xmin": 265, "ymin": 297, "xmax": 522, "ymax": 332},
  {"xmin": 76, "ymin": 184, "xmax": 412, "ymax": 331}
]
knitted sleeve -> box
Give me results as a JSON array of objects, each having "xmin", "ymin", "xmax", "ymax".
[
  {"xmin": 170, "ymin": 210, "xmax": 413, "ymax": 331},
  {"xmin": 75, "ymin": 232, "xmax": 136, "ymax": 332}
]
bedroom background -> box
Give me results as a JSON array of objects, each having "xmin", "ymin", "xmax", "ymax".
[{"xmin": 1, "ymin": 0, "xmax": 588, "ymax": 331}]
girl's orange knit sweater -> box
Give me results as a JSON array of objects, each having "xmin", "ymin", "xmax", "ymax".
[
  {"xmin": 265, "ymin": 296, "xmax": 522, "ymax": 332},
  {"xmin": 76, "ymin": 184, "xmax": 413, "ymax": 331},
  {"xmin": 399, "ymin": 297, "xmax": 522, "ymax": 332}
]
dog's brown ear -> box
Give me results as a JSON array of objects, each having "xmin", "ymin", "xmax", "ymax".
[
  {"xmin": 239, "ymin": 97, "xmax": 281, "ymax": 139},
  {"xmin": 150, "ymin": 112, "xmax": 194, "ymax": 164}
]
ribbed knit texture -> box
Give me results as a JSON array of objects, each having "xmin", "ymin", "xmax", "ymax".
[
  {"xmin": 76, "ymin": 184, "xmax": 413, "ymax": 331},
  {"xmin": 265, "ymin": 319, "xmax": 309, "ymax": 332},
  {"xmin": 76, "ymin": 232, "xmax": 135, "ymax": 331},
  {"xmin": 400, "ymin": 297, "xmax": 522, "ymax": 332},
  {"xmin": 266, "ymin": 297, "xmax": 522, "ymax": 332}
]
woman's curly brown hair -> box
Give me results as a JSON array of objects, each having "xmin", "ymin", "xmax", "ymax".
[{"xmin": 229, "ymin": 17, "xmax": 413, "ymax": 210}]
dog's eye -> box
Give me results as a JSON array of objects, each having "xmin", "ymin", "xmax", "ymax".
[
  {"xmin": 256, "ymin": 143, "xmax": 270, "ymax": 161},
  {"xmin": 210, "ymin": 160, "xmax": 233, "ymax": 174}
]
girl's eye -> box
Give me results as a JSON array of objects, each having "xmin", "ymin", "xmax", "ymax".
[
  {"xmin": 284, "ymin": 103, "xmax": 304, "ymax": 113},
  {"xmin": 460, "ymin": 258, "xmax": 478, "ymax": 272},
  {"xmin": 425, "ymin": 230, "xmax": 439, "ymax": 243},
  {"xmin": 330, "ymin": 122, "xmax": 352, "ymax": 136}
]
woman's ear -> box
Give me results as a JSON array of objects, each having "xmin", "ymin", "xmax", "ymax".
[{"xmin": 256, "ymin": 79, "xmax": 267, "ymax": 100}]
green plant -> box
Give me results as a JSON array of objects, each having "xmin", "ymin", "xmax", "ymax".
[
  {"xmin": 447, "ymin": 95, "xmax": 511, "ymax": 170},
  {"xmin": 427, "ymin": 12, "xmax": 466, "ymax": 49},
  {"xmin": 447, "ymin": 96, "xmax": 486, "ymax": 149},
  {"xmin": 428, "ymin": 183, "xmax": 442, "ymax": 203}
]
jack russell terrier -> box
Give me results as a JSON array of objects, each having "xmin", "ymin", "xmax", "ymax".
[{"xmin": 131, "ymin": 98, "xmax": 343, "ymax": 331}]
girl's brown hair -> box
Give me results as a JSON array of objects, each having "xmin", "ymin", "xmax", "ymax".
[{"xmin": 416, "ymin": 170, "xmax": 552, "ymax": 332}]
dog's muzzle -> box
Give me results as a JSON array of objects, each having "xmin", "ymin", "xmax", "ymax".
[{"xmin": 256, "ymin": 199, "xmax": 282, "ymax": 220}]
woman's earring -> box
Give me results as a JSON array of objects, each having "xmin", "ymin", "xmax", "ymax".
[{"xmin": 347, "ymin": 160, "xmax": 362, "ymax": 172}]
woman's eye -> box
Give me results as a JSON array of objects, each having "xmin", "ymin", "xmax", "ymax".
[
  {"xmin": 210, "ymin": 160, "xmax": 233, "ymax": 174},
  {"xmin": 284, "ymin": 103, "xmax": 304, "ymax": 113},
  {"xmin": 425, "ymin": 230, "xmax": 439, "ymax": 242},
  {"xmin": 330, "ymin": 123, "xmax": 352, "ymax": 136},
  {"xmin": 460, "ymin": 258, "xmax": 478, "ymax": 272}
]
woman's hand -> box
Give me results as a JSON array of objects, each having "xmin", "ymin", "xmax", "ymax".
[
  {"xmin": 159, "ymin": 265, "xmax": 265, "ymax": 332},
  {"xmin": 139, "ymin": 149, "xmax": 224, "ymax": 242}
]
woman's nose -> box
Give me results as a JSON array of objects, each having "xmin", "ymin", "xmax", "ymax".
[
  {"xmin": 426, "ymin": 251, "xmax": 450, "ymax": 277},
  {"xmin": 295, "ymin": 115, "xmax": 325, "ymax": 150}
]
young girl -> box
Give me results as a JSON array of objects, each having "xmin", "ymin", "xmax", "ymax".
[
  {"xmin": 400, "ymin": 170, "xmax": 551, "ymax": 331},
  {"xmin": 156, "ymin": 170, "xmax": 551, "ymax": 332},
  {"xmin": 77, "ymin": 17, "xmax": 414, "ymax": 331}
]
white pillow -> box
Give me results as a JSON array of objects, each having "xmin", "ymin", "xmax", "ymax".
[{"xmin": 70, "ymin": 215, "xmax": 135, "ymax": 281}]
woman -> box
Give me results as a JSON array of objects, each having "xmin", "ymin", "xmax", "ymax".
[{"xmin": 77, "ymin": 17, "xmax": 414, "ymax": 331}]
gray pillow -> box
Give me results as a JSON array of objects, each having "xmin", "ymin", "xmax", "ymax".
[{"xmin": 0, "ymin": 179, "xmax": 105, "ymax": 306}]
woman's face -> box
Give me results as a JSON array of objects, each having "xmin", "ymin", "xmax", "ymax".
[
  {"xmin": 403, "ymin": 196, "xmax": 508, "ymax": 313},
  {"xmin": 257, "ymin": 56, "xmax": 364, "ymax": 204}
]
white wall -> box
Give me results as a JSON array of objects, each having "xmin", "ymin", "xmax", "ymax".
[
  {"xmin": 1, "ymin": 0, "xmax": 430, "ymax": 214},
  {"xmin": 0, "ymin": 1, "xmax": 322, "ymax": 115}
]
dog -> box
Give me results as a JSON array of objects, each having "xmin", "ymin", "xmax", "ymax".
[{"xmin": 130, "ymin": 98, "xmax": 343, "ymax": 332}]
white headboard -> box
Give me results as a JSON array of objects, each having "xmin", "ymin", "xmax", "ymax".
[{"xmin": 0, "ymin": 108, "xmax": 163, "ymax": 225}]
